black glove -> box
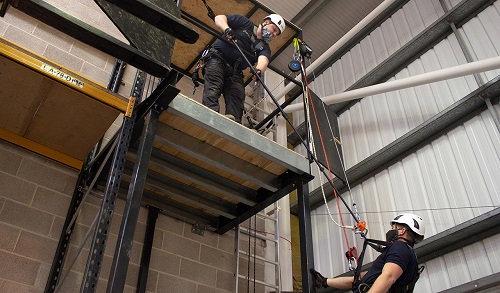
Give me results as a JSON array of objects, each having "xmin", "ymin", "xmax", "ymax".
[
  {"xmin": 224, "ymin": 27, "xmax": 235, "ymax": 40},
  {"xmin": 252, "ymin": 68, "xmax": 262, "ymax": 81},
  {"xmin": 310, "ymin": 268, "xmax": 328, "ymax": 289}
]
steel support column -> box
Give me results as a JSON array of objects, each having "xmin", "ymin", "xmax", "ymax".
[
  {"xmin": 44, "ymin": 60, "xmax": 129, "ymax": 293},
  {"xmin": 297, "ymin": 178, "xmax": 315, "ymax": 293},
  {"xmin": 106, "ymin": 107, "xmax": 160, "ymax": 292},
  {"xmin": 80, "ymin": 71, "xmax": 146, "ymax": 293},
  {"xmin": 136, "ymin": 206, "xmax": 160, "ymax": 293},
  {"xmin": 81, "ymin": 112, "xmax": 138, "ymax": 293},
  {"xmin": 106, "ymin": 72, "xmax": 179, "ymax": 292}
]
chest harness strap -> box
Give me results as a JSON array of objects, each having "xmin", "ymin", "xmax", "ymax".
[{"xmin": 353, "ymin": 239, "xmax": 424, "ymax": 293}]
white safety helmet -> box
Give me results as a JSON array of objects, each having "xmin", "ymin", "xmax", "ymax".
[
  {"xmin": 391, "ymin": 213, "xmax": 425, "ymax": 243},
  {"xmin": 264, "ymin": 14, "xmax": 286, "ymax": 34}
]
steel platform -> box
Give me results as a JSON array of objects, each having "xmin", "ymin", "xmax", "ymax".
[{"xmin": 118, "ymin": 92, "xmax": 312, "ymax": 234}]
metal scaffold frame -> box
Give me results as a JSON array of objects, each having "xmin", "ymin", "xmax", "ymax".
[{"xmin": 43, "ymin": 65, "xmax": 316, "ymax": 292}]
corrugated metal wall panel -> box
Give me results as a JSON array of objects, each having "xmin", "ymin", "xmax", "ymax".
[
  {"xmin": 418, "ymin": 234, "xmax": 500, "ymax": 291},
  {"xmin": 308, "ymin": 0, "xmax": 447, "ymax": 102},
  {"xmin": 340, "ymin": 35, "xmax": 481, "ymax": 168},
  {"xmin": 307, "ymin": 0, "xmax": 500, "ymax": 289},
  {"xmin": 313, "ymin": 110, "xmax": 500, "ymax": 278},
  {"xmin": 458, "ymin": 2, "xmax": 500, "ymax": 80}
]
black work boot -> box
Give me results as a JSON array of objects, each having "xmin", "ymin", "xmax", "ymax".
[{"xmin": 310, "ymin": 268, "xmax": 328, "ymax": 288}]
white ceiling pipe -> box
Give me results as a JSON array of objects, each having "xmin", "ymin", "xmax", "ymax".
[
  {"xmin": 285, "ymin": 56, "xmax": 500, "ymax": 113},
  {"xmin": 273, "ymin": 0, "xmax": 397, "ymax": 99}
]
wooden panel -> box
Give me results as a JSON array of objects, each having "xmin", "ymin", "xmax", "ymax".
[
  {"xmin": 94, "ymin": 0, "xmax": 177, "ymax": 67},
  {"xmin": 181, "ymin": 0, "xmax": 255, "ymax": 30},
  {"xmin": 0, "ymin": 38, "xmax": 128, "ymax": 165},
  {"xmin": 0, "ymin": 56, "xmax": 51, "ymax": 135},
  {"xmin": 174, "ymin": 0, "xmax": 301, "ymax": 78},
  {"xmin": 24, "ymin": 84, "xmax": 121, "ymax": 160},
  {"xmin": 172, "ymin": 30, "xmax": 214, "ymax": 71}
]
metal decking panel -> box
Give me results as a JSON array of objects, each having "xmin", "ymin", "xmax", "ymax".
[
  {"xmin": 166, "ymin": 94, "xmax": 310, "ymax": 174},
  {"xmin": 123, "ymin": 93, "xmax": 311, "ymax": 233}
]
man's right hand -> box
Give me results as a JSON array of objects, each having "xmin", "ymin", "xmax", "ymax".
[{"xmin": 224, "ymin": 28, "xmax": 236, "ymax": 41}]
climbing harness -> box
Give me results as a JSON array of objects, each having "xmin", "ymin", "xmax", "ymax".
[
  {"xmin": 191, "ymin": 47, "xmax": 210, "ymax": 95},
  {"xmin": 351, "ymin": 238, "xmax": 424, "ymax": 293},
  {"xmin": 191, "ymin": 58, "xmax": 202, "ymax": 94}
]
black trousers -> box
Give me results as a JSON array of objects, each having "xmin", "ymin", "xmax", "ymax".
[{"xmin": 202, "ymin": 57, "xmax": 245, "ymax": 123}]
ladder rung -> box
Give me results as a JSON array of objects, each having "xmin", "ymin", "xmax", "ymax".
[
  {"xmin": 237, "ymin": 274, "xmax": 279, "ymax": 289},
  {"xmin": 238, "ymin": 250, "xmax": 279, "ymax": 265},
  {"xmin": 240, "ymin": 227, "xmax": 277, "ymax": 243}
]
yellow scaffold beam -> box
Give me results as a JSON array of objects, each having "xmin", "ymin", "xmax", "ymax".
[{"xmin": 0, "ymin": 37, "xmax": 130, "ymax": 169}]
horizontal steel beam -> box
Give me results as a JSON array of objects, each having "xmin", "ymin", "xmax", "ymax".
[
  {"xmin": 438, "ymin": 272, "xmax": 500, "ymax": 293},
  {"xmin": 101, "ymin": 0, "xmax": 198, "ymax": 44},
  {"xmin": 8, "ymin": 0, "xmax": 171, "ymax": 77},
  {"xmin": 147, "ymin": 148, "xmax": 257, "ymax": 205},
  {"xmin": 154, "ymin": 123, "xmax": 282, "ymax": 192}
]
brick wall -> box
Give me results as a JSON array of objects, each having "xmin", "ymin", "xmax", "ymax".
[
  {"xmin": 0, "ymin": 140, "xmax": 78, "ymax": 292},
  {"xmin": 0, "ymin": 141, "xmax": 276, "ymax": 292}
]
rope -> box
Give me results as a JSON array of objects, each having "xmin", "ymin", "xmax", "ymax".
[
  {"xmin": 246, "ymin": 218, "xmax": 251, "ymax": 293},
  {"xmin": 302, "ymin": 63, "xmax": 352, "ymax": 251},
  {"xmin": 308, "ymin": 58, "xmax": 357, "ymax": 213},
  {"xmin": 253, "ymin": 215, "xmax": 257, "ymax": 293},
  {"xmin": 299, "ymin": 55, "xmax": 371, "ymax": 271}
]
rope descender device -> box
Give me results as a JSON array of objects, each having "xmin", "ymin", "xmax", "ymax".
[{"xmin": 356, "ymin": 221, "xmax": 367, "ymax": 235}]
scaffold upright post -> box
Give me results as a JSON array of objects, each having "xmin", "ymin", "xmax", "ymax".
[
  {"xmin": 106, "ymin": 105, "xmax": 160, "ymax": 292},
  {"xmin": 80, "ymin": 71, "xmax": 146, "ymax": 293}
]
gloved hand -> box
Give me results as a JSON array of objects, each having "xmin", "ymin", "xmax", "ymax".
[
  {"xmin": 310, "ymin": 268, "xmax": 329, "ymax": 289},
  {"xmin": 252, "ymin": 68, "xmax": 262, "ymax": 81},
  {"xmin": 224, "ymin": 27, "xmax": 235, "ymax": 41}
]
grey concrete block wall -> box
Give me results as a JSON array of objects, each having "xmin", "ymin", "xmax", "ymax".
[
  {"xmin": 0, "ymin": 140, "xmax": 78, "ymax": 292},
  {"xmin": 0, "ymin": 142, "xmax": 240, "ymax": 293},
  {"xmin": 0, "ymin": 141, "xmax": 274, "ymax": 292},
  {"xmin": 1, "ymin": 7, "xmax": 116, "ymax": 86}
]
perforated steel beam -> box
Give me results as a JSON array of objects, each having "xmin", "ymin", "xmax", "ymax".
[{"xmin": 81, "ymin": 72, "xmax": 146, "ymax": 293}]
